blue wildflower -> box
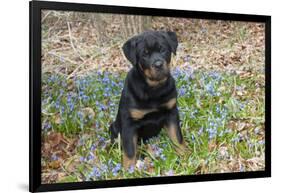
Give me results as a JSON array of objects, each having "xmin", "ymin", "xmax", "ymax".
[
  {"xmin": 77, "ymin": 111, "xmax": 83, "ymax": 120},
  {"xmin": 232, "ymin": 136, "xmax": 240, "ymax": 143},
  {"xmin": 198, "ymin": 127, "xmax": 203, "ymax": 135},
  {"xmin": 191, "ymin": 134, "xmax": 195, "ymax": 141},
  {"xmin": 51, "ymin": 154, "xmax": 58, "ymax": 161},
  {"xmin": 87, "ymin": 152, "xmax": 95, "ymax": 161},
  {"xmin": 112, "ymin": 163, "xmax": 121, "ymax": 176},
  {"xmin": 128, "ymin": 165, "xmax": 135, "ymax": 174},
  {"xmin": 178, "ymin": 87, "xmax": 185, "ymax": 97},
  {"xmin": 137, "ymin": 160, "xmax": 145, "ymax": 170},
  {"xmin": 100, "ymin": 164, "xmax": 108, "ymax": 174},
  {"xmin": 184, "ymin": 55, "xmax": 191, "ymax": 62},
  {"xmin": 166, "ymin": 169, "xmax": 174, "ymax": 176},
  {"xmin": 205, "ymin": 83, "xmax": 215, "ymax": 96},
  {"xmin": 239, "ymin": 164, "xmax": 245, "ymax": 172},
  {"xmin": 43, "ymin": 121, "xmax": 52, "ymax": 130},
  {"xmin": 89, "ymin": 166, "xmax": 101, "ymax": 178},
  {"xmin": 79, "ymin": 156, "xmax": 86, "ymax": 162},
  {"xmin": 160, "ymin": 154, "xmax": 166, "ymax": 161},
  {"xmin": 55, "ymin": 101, "xmax": 60, "ymax": 109},
  {"xmin": 151, "ymin": 144, "xmax": 163, "ymax": 157},
  {"xmin": 254, "ymin": 127, "xmax": 260, "ymax": 134},
  {"xmin": 90, "ymin": 144, "xmax": 97, "ymax": 151},
  {"xmin": 258, "ymin": 140, "xmax": 265, "ymax": 145}
]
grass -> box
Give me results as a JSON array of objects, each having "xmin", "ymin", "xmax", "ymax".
[{"xmin": 41, "ymin": 66, "xmax": 265, "ymax": 183}]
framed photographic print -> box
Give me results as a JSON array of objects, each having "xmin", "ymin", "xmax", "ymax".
[{"xmin": 29, "ymin": 0, "xmax": 271, "ymax": 192}]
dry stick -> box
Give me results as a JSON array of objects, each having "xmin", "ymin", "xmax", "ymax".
[
  {"xmin": 66, "ymin": 50, "xmax": 104, "ymax": 79},
  {"xmin": 47, "ymin": 51, "xmax": 78, "ymax": 65},
  {"xmin": 66, "ymin": 21, "xmax": 85, "ymax": 62},
  {"xmin": 41, "ymin": 10, "xmax": 52, "ymax": 23},
  {"xmin": 66, "ymin": 60, "xmax": 88, "ymax": 80}
]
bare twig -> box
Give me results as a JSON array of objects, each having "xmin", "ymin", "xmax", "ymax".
[
  {"xmin": 47, "ymin": 51, "xmax": 77, "ymax": 65},
  {"xmin": 67, "ymin": 21, "xmax": 85, "ymax": 62},
  {"xmin": 42, "ymin": 11, "xmax": 52, "ymax": 23}
]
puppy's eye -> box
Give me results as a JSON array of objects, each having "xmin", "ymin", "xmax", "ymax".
[
  {"xmin": 143, "ymin": 49, "xmax": 149, "ymax": 56},
  {"xmin": 160, "ymin": 47, "xmax": 166, "ymax": 53}
]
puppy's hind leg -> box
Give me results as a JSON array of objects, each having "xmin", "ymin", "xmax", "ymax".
[
  {"xmin": 165, "ymin": 107, "xmax": 187, "ymax": 155},
  {"xmin": 122, "ymin": 131, "xmax": 138, "ymax": 169},
  {"xmin": 109, "ymin": 121, "xmax": 119, "ymax": 143}
]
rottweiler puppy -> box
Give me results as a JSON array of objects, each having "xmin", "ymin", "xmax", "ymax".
[{"xmin": 109, "ymin": 31, "xmax": 185, "ymax": 169}]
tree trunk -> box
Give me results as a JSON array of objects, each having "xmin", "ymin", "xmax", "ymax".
[
  {"xmin": 122, "ymin": 15, "xmax": 152, "ymax": 39},
  {"xmin": 92, "ymin": 13, "xmax": 107, "ymax": 46}
]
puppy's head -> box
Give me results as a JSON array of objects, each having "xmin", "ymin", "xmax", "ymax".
[{"xmin": 122, "ymin": 31, "xmax": 178, "ymax": 86}]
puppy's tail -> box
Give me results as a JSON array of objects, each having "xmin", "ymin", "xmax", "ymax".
[{"xmin": 109, "ymin": 121, "xmax": 119, "ymax": 143}]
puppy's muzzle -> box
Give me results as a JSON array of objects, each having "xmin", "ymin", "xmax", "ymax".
[{"xmin": 153, "ymin": 60, "xmax": 164, "ymax": 69}]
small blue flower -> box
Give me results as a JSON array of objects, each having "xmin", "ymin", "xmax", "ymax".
[
  {"xmin": 112, "ymin": 163, "xmax": 121, "ymax": 176},
  {"xmin": 137, "ymin": 160, "xmax": 145, "ymax": 170},
  {"xmin": 254, "ymin": 127, "xmax": 260, "ymax": 134},
  {"xmin": 232, "ymin": 136, "xmax": 240, "ymax": 143},
  {"xmin": 51, "ymin": 154, "xmax": 58, "ymax": 161},
  {"xmin": 43, "ymin": 122, "xmax": 52, "ymax": 130},
  {"xmin": 198, "ymin": 127, "xmax": 203, "ymax": 135},
  {"xmin": 87, "ymin": 152, "xmax": 95, "ymax": 161},
  {"xmin": 78, "ymin": 138, "xmax": 85, "ymax": 146},
  {"xmin": 201, "ymin": 28, "xmax": 207, "ymax": 33},
  {"xmin": 107, "ymin": 159, "xmax": 113, "ymax": 169},
  {"xmin": 128, "ymin": 165, "xmax": 135, "ymax": 174},
  {"xmin": 178, "ymin": 87, "xmax": 185, "ymax": 97},
  {"xmin": 205, "ymin": 83, "xmax": 215, "ymax": 96},
  {"xmin": 79, "ymin": 156, "xmax": 86, "ymax": 162},
  {"xmin": 89, "ymin": 166, "xmax": 101, "ymax": 178},
  {"xmin": 90, "ymin": 144, "xmax": 97, "ymax": 151},
  {"xmin": 258, "ymin": 140, "xmax": 265, "ymax": 145},
  {"xmin": 248, "ymin": 142, "xmax": 253, "ymax": 148},
  {"xmin": 191, "ymin": 134, "xmax": 195, "ymax": 141},
  {"xmin": 77, "ymin": 111, "xmax": 83, "ymax": 120},
  {"xmin": 160, "ymin": 154, "xmax": 166, "ymax": 161},
  {"xmin": 151, "ymin": 144, "xmax": 163, "ymax": 157},
  {"xmin": 239, "ymin": 164, "xmax": 245, "ymax": 172},
  {"xmin": 166, "ymin": 169, "xmax": 174, "ymax": 176},
  {"xmin": 184, "ymin": 55, "xmax": 191, "ymax": 62},
  {"xmin": 55, "ymin": 101, "xmax": 60, "ymax": 109},
  {"xmin": 100, "ymin": 164, "xmax": 108, "ymax": 174}
]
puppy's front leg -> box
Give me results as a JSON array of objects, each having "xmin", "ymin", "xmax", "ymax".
[
  {"xmin": 121, "ymin": 129, "xmax": 138, "ymax": 169},
  {"xmin": 165, "ymin": 107, "xmax": 186, "ymax": 155}
]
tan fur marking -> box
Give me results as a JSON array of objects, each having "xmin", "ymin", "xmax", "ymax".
[
  {"xmin": 129, "ymin": 108, "xmax": 157, "ymax": 120},
  {"xmin": 166, "ymin": 123, "xmax": 178, "ymax": 142},
  {"xmin": 123, "ymin": 135, "xmax": 137, "ymax": 169},
  {"xmin": 166, "ymin": 123, "xmax": 186, "ymax": 155},
  {"xmin": 144, "ymin": 69, "xmax": 153, "ymax": 79},
  {"xmin": 145, "ymin": 77, "xmax": 167, "ymax": 87},
  {"xmin": 143, "ymin": 67, "xmax": 168, "ymax": 87},
  {"xmin": 162, "ymin": 98, "xmax": 177, "ymax": 109}
]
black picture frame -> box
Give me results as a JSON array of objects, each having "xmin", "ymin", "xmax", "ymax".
[{"xmin": 29, "ymin": 1, "xmax": 271, "ymax": 192}]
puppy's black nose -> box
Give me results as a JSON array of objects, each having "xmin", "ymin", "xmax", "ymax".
[{"xmin": 153, "ymin": 61, "xmax": 163, "ymax": 69}]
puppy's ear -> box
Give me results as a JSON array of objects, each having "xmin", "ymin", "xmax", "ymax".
[
  {"xmin": 122, "ymin": 36, "xmax": 138, "ymax": 66},
  {"xmin": 162, "ymin": 31, "xmax": 178, "ymax": 55}
]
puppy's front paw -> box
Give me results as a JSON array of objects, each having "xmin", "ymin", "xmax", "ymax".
[
  {"xmin": 174, "ymin": 142, "xmax": 188, "ymax": 156},
  {"xmin": 123, "ymin": 154, "xmax": 136, "ymax": 169}
]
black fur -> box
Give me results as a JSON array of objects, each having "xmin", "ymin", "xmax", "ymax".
[{"xmin": 110, "ymin": 31, "xmax": 183, "ymax": 162}]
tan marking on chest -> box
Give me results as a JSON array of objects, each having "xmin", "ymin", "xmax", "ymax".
[
  {"xmin": 162, "ymin": 98, "xmax": 177, "ymax": 109},
  {"xmin": 129, "ymin": 108, "xmax": 157, "ymax": 120}
]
